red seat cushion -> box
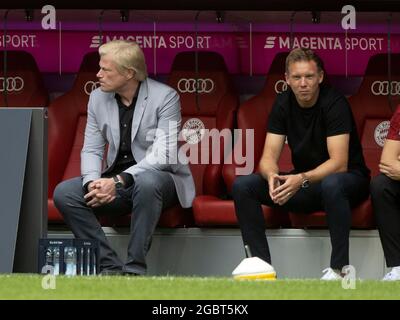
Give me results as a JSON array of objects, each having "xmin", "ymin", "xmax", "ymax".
[
  {"xmin": 194, "ymin": 52, "xmax": 292, "ymax": 227},
  {"xmin": 0, "ymin": 51, "xmax": 48, "ymax": 107},
  {"xmin": 193, "ymin": 195, "xmax": 290, "ymax": 227}
]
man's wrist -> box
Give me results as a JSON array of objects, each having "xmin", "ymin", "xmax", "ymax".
[
  {"xmin": 119, "ymin": 172, "xmax": 134, "ymax": 188},
  {"xmin": 83, "ymin": 180, "xmax": 93, "ymax": 194},
  {"xmin": 112, "ymin": 175, "xmax": 124, "ymax": 189},
  {"xmin": 299, "ymin": 173, "xmax": 310, "ymax": 188}
]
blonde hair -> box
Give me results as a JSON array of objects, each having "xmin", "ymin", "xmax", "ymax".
[{"xmin": 99, "ymin": 40, "xmax": 148, "ymax": 81}]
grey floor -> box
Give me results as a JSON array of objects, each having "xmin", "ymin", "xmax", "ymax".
[{"xmin": 48, "ymin": 227, "xmax": 387, "ymax": 279}]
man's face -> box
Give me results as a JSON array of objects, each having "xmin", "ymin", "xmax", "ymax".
[
  {"xmin": 96, "ymin": 54, "xmax": 129, "ymax": 92},
  {"xmin": 285, "ymin": 60, "xmax": 324, "ymax": 107}
]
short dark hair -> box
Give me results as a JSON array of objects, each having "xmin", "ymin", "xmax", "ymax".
[{"xmin": 285, "ymin": 48, "xmax": 324, "ymax": 73}]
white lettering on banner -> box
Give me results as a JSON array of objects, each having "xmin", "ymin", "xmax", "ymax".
[
  {"xmin": 90, "ymin": 35, "xmax": 213, "ymax": 49},
  {"xmin": 0, "ymin": 35, "xmax": 37, "ymax": 48},
  {"xmin": 90, "ymin": 35, "xmax": 167, "ymax": 48},
  {"xmin": 264, "ymin": 35, "xmax": 384, "ymax": 51}
]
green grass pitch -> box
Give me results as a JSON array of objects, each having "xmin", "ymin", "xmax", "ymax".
[{"xmin": 1, "ymin": 275, "xmax": 400, "ymax": 300}]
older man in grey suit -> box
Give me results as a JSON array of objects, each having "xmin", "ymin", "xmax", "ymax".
[{"xmin": 54, "ymin": 40, "xmax": 195, "ymax": 275}]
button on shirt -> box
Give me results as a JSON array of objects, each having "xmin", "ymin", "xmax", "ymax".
[{"xmin": 108, "ymin": 84, "xmax": 141, "ymax": 187}]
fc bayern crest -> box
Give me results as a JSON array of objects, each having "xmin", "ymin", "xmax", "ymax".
[
  {"xmin": 374, "ymin": 120, "xmax": 390, "ymax": 147},
  {"xmin": 182, "ymin": 118, "xmax": 206, "ymax": 144}
]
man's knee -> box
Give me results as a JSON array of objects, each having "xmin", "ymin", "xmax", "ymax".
[
  {"xmin": 133, "ymin": 171, "xmax": 165, "ymax": 196},
  {"xmin": 53, "ymin": 178, "xmax": 82, "ymax": 208},
  {"xmin": 232, "ymin": 174, "xmax": 259, "ymax": 198},
  {"xmin": 320, "ymin": 173, "xmax": 342, "ymax": 196},
  {"xmin": 370, "ymin": 174, "xmax": 389, "ymax": 197}
]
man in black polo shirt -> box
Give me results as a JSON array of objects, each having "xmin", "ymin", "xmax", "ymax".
[{"xmin": 232, "ymin": 48, "xmax": 370, "ymax": 280}]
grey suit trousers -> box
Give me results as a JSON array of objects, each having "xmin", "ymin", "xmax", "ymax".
[{"xmin": 53, "ymin": 170, "xmax": 178, "ymax": 275}]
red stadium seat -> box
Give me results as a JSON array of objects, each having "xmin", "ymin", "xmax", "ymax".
[
  {"xmin": 193, "ymin": 52, "xmax": 291, "ymax": 227},
  {"xmin": 168, "ymin": 51, "xmax": 239, "ymax": 225},
  {"xmin": 48, "ymin": 52, "xmax": 99, "ymax": 223},
  {"xmin": 0, "ymin": 51, "xmax": 48, "ymax": 107},
  {"xmin": 349, "ymin": 53, "xmax": 399, "ymax": 136}
]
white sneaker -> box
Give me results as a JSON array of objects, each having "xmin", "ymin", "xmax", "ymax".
[
  {"xmin": 382, "ymin": 267, "xmax": 400, "ymax": 281},
  {"xmin": 321, "ymin": 267, "xmax": 343, "ymax": 281}
]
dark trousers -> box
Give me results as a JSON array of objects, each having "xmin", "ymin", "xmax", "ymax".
[
  {"xmin": 371, "ymin": 174, "xmax": 400, "ymax": 267},
  {"xmin": 53, "ymin": 170, "xmax": 178, "ymax": 275},
  {"xmin": 232, "ymin": 171, "xmax": 370, "ymax": 269}
]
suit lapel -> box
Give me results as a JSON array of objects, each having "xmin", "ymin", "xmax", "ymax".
[
  {"xmin": 106, "ymin": 93, "xmax": 120, "ymax": 149},
  {"xmin": 131, "ymin": 78, "xmax": 148, "ymax": 142}
]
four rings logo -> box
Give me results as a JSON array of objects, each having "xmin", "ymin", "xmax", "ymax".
[
  {"xmin": 374, "ymin": 120, "xmax": 390, "ymax": 147},
  {"xmin": 182, "ymin": 118, "xmax": 206, "ymax": 144},
  {"xmin": 84, "ymin": 81, "xmax": 100, "ymax": 95},
  {"xmin": 0, "ymin": 76, "xmax": 24, "ymax": 92},
  {"xmin": 177, "ymin": 78, "xmax": 214, "ymax": 94},
  {"xmin": 274, "ymin": 80, "xmax": 288, "ymax": 94},
  {"xmin": 371, "ymin": 81, "xmax": 400, "ymax": 96}
]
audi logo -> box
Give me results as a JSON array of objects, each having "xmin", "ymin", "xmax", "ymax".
[
  {"xmin": 84, "ymin": 81, "xmax": 100, "ymax": 95},
  {"xmin": 371, "ymin": 81, "xmax": 400, "ymax": 96},
  {"xmin": 274, "ymin": 80, "xmax": 288, "ymax": 94},
  {"xmin": 177, "ymin": 78, "xmax": 214, "ymax": 94},
  {"xmin": 0, "ymin": 76, "xmax": 24, "ymax": 92}
]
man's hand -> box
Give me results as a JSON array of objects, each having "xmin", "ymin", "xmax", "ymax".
[
  {"xmin": 270, "ymin": 174, "xmax": 303, "ymax": 205},
  {"xmin": 84, "ymin": 178, "xmax": 117, "ymax": 207},
  {"xmin": 379, "ymin": 160, "xmax": 400, "ymax": 181},
  {"xmin": 268, "ymin": 174, "xmax": 281, "ymax": 200}
]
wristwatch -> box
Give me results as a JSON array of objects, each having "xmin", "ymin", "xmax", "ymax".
[
  {"xmin": 300, "ymin": 173, "xmax": 310, "ymax": 189},
  {"xmin": 112, "ymin": 175, "xmax": 124, "ymax": 189}
]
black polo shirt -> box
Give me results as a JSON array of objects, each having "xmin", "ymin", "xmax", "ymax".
[{"xmin": 267, "ymin": 84, "xmax": 370, "ymax": 176}]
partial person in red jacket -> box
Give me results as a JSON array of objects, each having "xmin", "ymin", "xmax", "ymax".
[{"xmin": 371, "ymin": 106, "xmax": 400, "ymax": 281}]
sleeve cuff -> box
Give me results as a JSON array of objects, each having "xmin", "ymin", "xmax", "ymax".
[
  {"xmin": 83, "ymin": 181, "xmax": 93, "ymax": 194},
  {"xmin": 120, "ymin": 173, "xmax": 134, "ymax": 188}
]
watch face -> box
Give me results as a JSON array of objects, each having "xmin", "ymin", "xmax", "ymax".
[
  {"xmin": 301, "ymin": 179, "xmax": 310, "ymax": 188},
  {"xmin": 113, "ymin": 176, "xmax": 123, "ymax": 189}
]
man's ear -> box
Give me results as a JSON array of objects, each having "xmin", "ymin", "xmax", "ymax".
[
  {"xmin": 318, "ymin": 70, "xmax": 324, "ymax": 84},
  {"xmin": 285, "ymin": 72, "xmax": 289, "ymax": 84},
  {"xmin": 126, "ymin": 68, "xmax": 135, "ymax": 80}
]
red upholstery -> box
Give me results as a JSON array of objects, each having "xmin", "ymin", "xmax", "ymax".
[
  {"xmin": 0, "ymin": 51, "xmax": 48, "ymax": 107},
  {"xmin": 223, "ymin": 52, "xmax": 294, "ymax": 193},
  {"xmin": 290, "ymin": 54, "xmax": 399, "ymax": 229},
  {"xmin": 167, "ymin": 51, "xmax": 238, "ymax": 198},
  {"xmin": 193, "ymin": 52, "xmax": 292, "ymax": 227},
  {"xmin": 166, "ymin": 51, "xmax": 239, "ymax": 227},
  {"xmin": 48, "ymin": 52, "xmax": 100, "ymax": 222},
  {"xmin": 349, "ymin": 53, "xmax": 400, "ymax": 136}
]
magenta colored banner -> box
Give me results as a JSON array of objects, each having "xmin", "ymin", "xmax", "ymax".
[{"xmin": 1, "ymin": 30, "xmax": 399, "ymax": 76}]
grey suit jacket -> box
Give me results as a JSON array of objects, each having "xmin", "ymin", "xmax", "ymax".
[{"xmin": 81, "ymin": 77, "xmax": 195, "ymax": 208}]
